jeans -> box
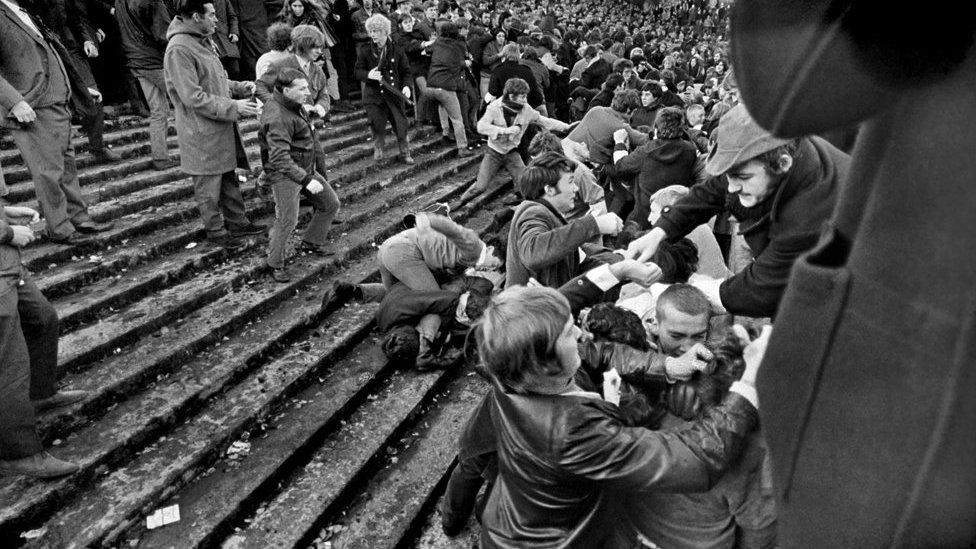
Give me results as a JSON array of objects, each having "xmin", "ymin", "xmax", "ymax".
[
  {"xmin": 425, "ymin": 87, "xmax": 467, "ymax": 150},
  {"xmin": 0, "ymin": 275, "xmax": 59, "ymax": 459},
  {"xmin": 460, "ymin": 147, "xmax": 525, "ymax": 203},
  {"xmin": 377, "ymin": 237, "xmax": 441, "ymax": 341},
  {"xmin": 135, "ymin": 72, "xmax": 172, "ymax": 162},
  {"xmin": 266, "ymin": 176, "xmax": 340, "ymax": 269},
  {"xmin": 191, "ymin": 171, "xmax": 251, "ymax": 237}
]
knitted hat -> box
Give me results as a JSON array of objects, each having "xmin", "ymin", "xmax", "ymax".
[{"xmin": 705, "ymin": 104, "xmax": 790, "ymax": 176}]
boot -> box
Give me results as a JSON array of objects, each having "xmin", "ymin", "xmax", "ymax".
[
  {"xmin": 32, "ymin": 390, "xmax": 88, "ymax": 413},
  {"xmin": 0, "ymin": 451, "xmax": 79, "ymax": 478}
]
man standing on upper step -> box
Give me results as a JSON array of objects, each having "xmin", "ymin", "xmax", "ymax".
[
  {"xmin": 0, "ymin": 203, "xmax": 89, "ymax": 478},
  {"xmin": 0, "ymin": 0, "xmax": 115, "ymax": 246},
  {"xmin": 164, "ymin": 0, "xmax": 267, "ymax": 250}
]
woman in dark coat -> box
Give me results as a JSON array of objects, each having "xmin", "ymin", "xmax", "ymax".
[
  {"xmin": 425, "ymin": 22, "xmax": 472, "ymax": 155},
  {"xmin": 474, "ymin": 285, "xmax": 763, "ymax": 548},
  {"xmin": 354, "ymin": 13, "xmax": 414, "ymax": 163}
]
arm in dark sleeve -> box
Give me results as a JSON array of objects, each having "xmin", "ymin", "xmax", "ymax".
[
  {"xmin": 558, "ymin": 394, "xmax": 758, "ymax": 492},
  {"xmin": 226, "ymin": 0, "xmax": 239, "ymax": 37},
  {"xmin": 516, "ymin": 213, "xmax": 601, "ymax": 273},
  {"xmin": 263, "ymin": 118, "xmax": 311, "ymax": 185},
  {"xmin": 375, "ymin": 287, "xmax": 461, "ymax": 332},
  {"xmin": 718, "ymin": 229, "xmax": 819, "ymax": 317},
  {"xmin": 654, "ymin": 174, "xmax": 728, "ymax": 240}
]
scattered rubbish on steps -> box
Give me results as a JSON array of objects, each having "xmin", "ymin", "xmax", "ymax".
[{"xmin": 146, "ymin": 504, "xmax": 181, "ymax": 530}]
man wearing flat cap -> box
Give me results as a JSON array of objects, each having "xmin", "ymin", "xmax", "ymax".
[{"xmin": 625, "ymin": 104, "xmax": 848, "ymax": 318}]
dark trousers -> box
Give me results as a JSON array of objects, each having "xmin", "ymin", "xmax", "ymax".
[
  {"xmin": 364, "ymin": 96, "xmax": 409, "ymax": 153},
  {"xmin": 191, "ymin": 171, "xmax": 251, "ymax": 237},
  {"xmin": 0, "ymin": 275, "xmax": 60, "ymax": 459}
]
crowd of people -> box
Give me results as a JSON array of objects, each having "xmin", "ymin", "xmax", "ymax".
[{"xmin": 3, "ymin": 0, "xmax": 975, "ymax": 547}]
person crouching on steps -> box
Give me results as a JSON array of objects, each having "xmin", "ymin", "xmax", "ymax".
[{"xmin": 259, "ymin": 68, "xmax": 341, "ymax": 283}]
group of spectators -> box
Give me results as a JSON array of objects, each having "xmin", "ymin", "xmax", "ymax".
[{"xmin": 4, "ymin": 0, "xmax": 974, "ymax": 548}]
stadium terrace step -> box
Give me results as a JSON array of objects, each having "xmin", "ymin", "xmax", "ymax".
[
  {"xmin": 1, "ymin": 113, "xmax": 370, "ymax": 201},
  {"xmin": 18, "ymin": 124, "xmax": 440, "ymax": 271},
  {"xmin": 224, "ymin": 369, "xmax": 485, "ymax": 549},
  {"xmin": 0, "ymin": 163, "xmax": 504, "ymax": 546},
  {"xmin": 34, "ymin": 134, "xmax": 469, "ymax": 306}
]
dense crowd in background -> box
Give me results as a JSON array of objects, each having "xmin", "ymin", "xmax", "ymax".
[{"xmin": 4, "ymin": 0, "xmax": 975, "ymax": 547}]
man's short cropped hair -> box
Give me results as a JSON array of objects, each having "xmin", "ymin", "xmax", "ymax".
[
  {"xmin": 502, "ymin": 77, "xmax": 529, "ymax": 97},
  {"xmin": 274, "ymin": 67, "xmax": 308, "ymax": 92},
  {"xmin": 613, "ymin": 58, "xmax": 634, "ymax": 72},
  {"xmin": 610, "ymin": 89, "xmax": 641, "ymax": 112},
  {"xmin": 657, "ymin": 283, "xmax": 710, "ymax": 319},
  {"xmin": 266, "ymin": 22, "xmax": 294, "ymax": 51},
  {"xmin": 500, "ymin": 43, "xmax": 521, "ymax": 61}
]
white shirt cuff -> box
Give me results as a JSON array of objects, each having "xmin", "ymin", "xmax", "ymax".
[
  {"xmin": 692, "ymin": 277, "xmax": 727, "ymax": 314},
  {"xmin": 729, "ymin": 381, "xmax": 759, "ymax": 409},
  {"xmin": 584, "ymin": 264, "xmax": 620, "ymax": 292}
]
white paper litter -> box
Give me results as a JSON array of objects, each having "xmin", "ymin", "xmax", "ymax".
[{"xmin": 146, "ymin": 504, "xmax": 181, "ymax": 530}]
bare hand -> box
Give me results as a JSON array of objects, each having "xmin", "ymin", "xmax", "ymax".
[
  {"xmin": 95, "ymin": 28, "xmax": 106, "ymax": 42},
  {"xmin": 609, "ymin": 259, "xmax": 662, "ymax": 287},
  {"xmin": 4, "ymin": 206, "xmax": 40, "ymax": 223},
  {"xmin": 229, "ymin": 34, "xmax": 239, "ymax": 43},
  {"xmin": 740, "ymin": 325, "xmax": 772, "ymax": 386},
  {"xmin": 306, "ymin": 179, "xmax": 324, "ymax": 194},
  {"xmin": 9, "ymin": 225, "xmax": 36, "ymax": 247},
  {"xmin": 402, "ymin": 86, "xmax": 411, "ymax": 99},
  {"xmin": 593, "ymin": 212, "xmax": 623, "ymax": 235},
  {"xmin": 240, "ymin": 81, "xmax": 256, "ymax": 96},
  {"xmin": 88, "ymin": 87, "xmax": 102, "ymax": 103},
  {"xmin": 235, "ymin": 99, "xmax": 261, "ymax": 118},
  {"xmin": 624, "ymin": 226, "xmax": 666, "ymax": 262},
  {"xmin": 665, "ymin": 343, "xmax": 715, "ymax": 381},
  {"xmin": 602, "ymin": 369, "xmax": 621, "ymax": 405},
  {"xmin": 613, "ymin": 128, "xmax": 628, "ymax": 144},
  {"xmin": 10, "ymin": 101, "xmax": 36, "ymax": 124},
  {"xmin": 367, "ymin": 68, "xmax": 382, "ymax": 81},
  {"xmin": 83, "ymin": 40, "xmax": 99, "ymax": 57}
]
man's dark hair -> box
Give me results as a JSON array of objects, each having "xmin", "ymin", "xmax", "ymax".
[
  {"xmin": 582, "ymin": 44, "xmax": 598, "ymax": 58},
  {"xmin": 746, "ymin": 139, "xmax": 801, "ymax": 174},
  {"xmin": 516, "ymin": 152, "xmax": 576, "ymax": 200},
  {"xmin": 652, "ymin": 238, "xmax": 699, "ymax": 283},
  {"xmin": 654, "ymin": 106, "xmax": 686, "ymax": 139},
  {"xmin": 439, "ymin": 21, "xmax": 460, "ymax": 39},
  {"xmin": 613, "ymin": 58, "xmax": 634, "ymax": 72},
  {"xmin": 603, "ymin": 73, "xmax": 625, "ymax": 91},
  {"xmin": 583, "ymin": 303, "xmax": 651, "ymax": 351},
  {"xmin": 274, "ymin": 67, "xmax": 308, "ymax": 92},
  {"xmin": 381, "ymin": 324, "xmax": 420, "ymax": 365},
  {"xmin": 175, "ymin": 0, "xmax": 211, "ymax": 17},
  {"xmin": 266, "ymin": 23, "xmax": 294, "ymax": 51}
]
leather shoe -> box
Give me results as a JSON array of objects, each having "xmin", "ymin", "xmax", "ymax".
[
  {"xmin": 153, "ymin": 158, "xmax": 178, "ymax": 171},
  {"xmin": 270, "ymin": 267, "xmax": 291, "ymax": 283},
  {"xmin": 0, "ymin": 451, "xmax": 79, "ymax": 478},
  {"xmin": 90, "ymin": 147, "xmax": 122, "ymax": 162},
  {"xmin": 208, "ymin": 234, "xmax": 247, "ymax": 250},
  {"xmin": 33, "ymin": 390, "xmax": 88, "ymax": 413},
  {"xmin": 298, "ymin": 241, "xmax": 335, "ymax": 257},
  {"xmin": 458, "ymin": 149, "xmax": 475, "ymax": 158},
  {"xmin": 229, "ymin": 222, "xmax": 267, "ymax": 237},
  {"xmin": 400, "ymin": 154, "xmax": 416, "ymax": 165},
  {"xmin": 75, "ymin": 220, "xmax": 114, "ymax": 234},
  {"xmin": 48, "ymin": 231, "xmax": 93, "ymax": 246},
  {"xmin": 416, "ymin": 346, "xmax": 464, "ymax": 372},
  {"xmin": 321, "ymin": 281, "xmax": 359, "ymax": 311}
]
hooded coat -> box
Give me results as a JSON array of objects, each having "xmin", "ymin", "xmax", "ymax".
[
  {"xmin": 730, "ymin": 1, "xmax": 976, "ymax": 546},
  {"xmin": 163, "ymin": 16, "xmax": 251, "ymax": 175}
]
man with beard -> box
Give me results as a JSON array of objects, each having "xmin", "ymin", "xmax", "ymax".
[{"xmin": 625, "ymin": 104, "xmax": 847, "ymax": 318}]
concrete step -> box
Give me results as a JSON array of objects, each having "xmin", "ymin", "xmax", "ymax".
[
  {"xmin": 0, "ymin": 164, "xmax": 497, "ymax": 545},
  {"xmin": 2, "ymin": 113, "xmax": 368, "ymax": 202},
  {"xmin": 18, "ymin": 124, "xmax": 442, "ymax": 272}
]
